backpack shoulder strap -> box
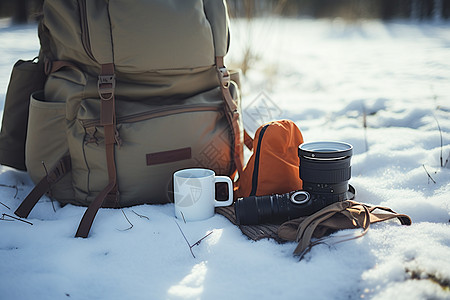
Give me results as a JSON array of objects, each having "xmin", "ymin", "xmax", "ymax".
[
  {"xmin": 15, "ymin": 155, "xmax": 71, "ymax": 218},
  {"xmin": 203, "ymin": 1, "xmax": 245, "ymax": 175},
  {"xmin": 203, "ymin": 0, "xmax": 229, "ymax": 57},
  {"xmin": 215, "ymin": 57, "xmax": 244, "ymax": 175}
]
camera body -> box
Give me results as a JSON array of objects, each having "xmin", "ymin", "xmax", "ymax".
[{"xmin": 235, "ymin": 141, "xmax": 354, "ymax": 225}]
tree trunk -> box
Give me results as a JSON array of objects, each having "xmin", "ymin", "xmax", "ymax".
[{"xmin": 12, "ymin": 0, "xmax": 28, "ymax": 24}]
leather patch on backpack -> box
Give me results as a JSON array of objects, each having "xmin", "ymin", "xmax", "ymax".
[{"xmin": 146, "ymin": 147, "xmax": 192, "ymax": 166}]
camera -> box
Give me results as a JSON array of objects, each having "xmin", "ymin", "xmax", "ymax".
[{"xmin": 234, "ymin": 141, "xmax": 354, "ymax": 225}]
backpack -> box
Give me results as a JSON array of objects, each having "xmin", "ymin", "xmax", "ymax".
[{"xmin": 2, "ymin": 0, "xmax": 245, "ymax": 237}]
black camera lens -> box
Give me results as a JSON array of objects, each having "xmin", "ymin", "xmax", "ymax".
[
  {"xmin": 299, "ymin": 141, "xmax": 352, "ymax": 195},
  {"xmin": 235, "ymin": 191, "xmax": 314, "ymax": 225}
]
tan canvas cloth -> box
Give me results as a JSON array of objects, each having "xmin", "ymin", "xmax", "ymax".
[
  {"xmin": 278, "ymin": 200, "xmax": 412, "ymax": 259},
  {"xmin": 217, "ymin": 200, "xmax": 412, "ymax": 259}
]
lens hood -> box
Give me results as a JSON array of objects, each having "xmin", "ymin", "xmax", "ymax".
[{"xmin": 298, "ymin": 141, "xmax": 353, "ymax": 159}]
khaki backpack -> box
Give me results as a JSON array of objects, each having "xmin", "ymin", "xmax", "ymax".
[{"xmin": 2, "ymin": 0, "xmax": 244, "ymax": 237}]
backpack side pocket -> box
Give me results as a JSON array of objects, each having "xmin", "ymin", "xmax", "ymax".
[
  {"xmin": 26, "ymin": 91, "xmax": 74, "ymax": 202},
  {"xmin": 0, "ymin": 58, "xmax": 46, "ymax": 170}
]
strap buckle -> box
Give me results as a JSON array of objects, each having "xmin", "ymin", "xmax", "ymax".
[
  {"xmin": 98, "ymin": 74, "xmax": 116, "ymax": 100},
  {"xmin": 218, "ymin": 67, "xmax": 231, "ymax": 88}
]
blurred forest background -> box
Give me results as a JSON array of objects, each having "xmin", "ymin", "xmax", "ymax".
[
  {"xmin": 1, "ymin": 0, "xmax": 449, "ymax": 24},
  {"xmin": 227, "ymin": 0, "xmax": 450, "ymax": 20}
]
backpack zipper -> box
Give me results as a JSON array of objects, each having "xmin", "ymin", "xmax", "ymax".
[
  {"xmin": 80, "ymin": 104, "xmax": 221, "ymax": 128},
  {"xmin": 78, "ymin": 0, "xmax": 96, "ymax": 62},
  {"xmin": 249, "ymin": 123, "xmax": 270, "ymax": 196}
]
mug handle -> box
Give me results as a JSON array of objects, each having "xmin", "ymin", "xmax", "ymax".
[{"xmin": 214, "ymin": 176, "xmax": 233, "ymax": 207}]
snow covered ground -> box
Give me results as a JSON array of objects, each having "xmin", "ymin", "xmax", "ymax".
[{"xmin": 0, "ymin": 17, "xmax": 449, "ymax": 300}]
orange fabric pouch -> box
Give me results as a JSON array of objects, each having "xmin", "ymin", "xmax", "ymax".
[{"xmin": 234, "ymin": 119, "xmax": 304, "ymax": 199}]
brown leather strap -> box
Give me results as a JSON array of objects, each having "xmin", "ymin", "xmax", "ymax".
[
  {"xmin": 44, "ymin": 59, "xmax": 79, "ymax": 75},
  {"xmin": 75, "ymin": 63, "xmax": 118, "ymax": 238},
  {"xmin": 216, "ymin": 56, "xmax": 244, "ymax": 175},
  {"xmin": 15, "ymin": 155, "xmax": 71, "ymax": 218},
  {"xmin": 244, "ymin": 130, "xmax": 254, "ymax": 151},
  {"xmin": 100, "ymin": 63, "xmax": 119, "ymax": 201},
  {"xmin": 75, "ymin": 182, "xmax": 116, "ymax": 238},
  {"xmin": 99, "ymin": 63, "xmax": 118, "ymax": 186}
]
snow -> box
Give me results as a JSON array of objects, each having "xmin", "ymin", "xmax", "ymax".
[{"xmin": 1, "ymin": 17, "xmax": 450, "ymax": 300}]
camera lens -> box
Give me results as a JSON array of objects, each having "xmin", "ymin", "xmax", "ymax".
[
  {"xmin": 235, "ymin": 193, "xmax": 297, "ymax": 225},
  {"xmin": 299, "ymin": 141, "xmax": 352, "ymax": 196},
  {"xmin": 234, "ymin": 190, "xmax": 320, "ymax": 225},
  {"xmin": 234, "ymin": 141, "xmax": 354, "ymax": 225}
]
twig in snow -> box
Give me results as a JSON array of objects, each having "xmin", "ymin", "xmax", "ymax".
[
  {"xmin": 174, "ymin": 218, "xmax": 213, "ymax": 259},
  {"xmin": 0, "ymin": 200, "xmax": 11, "ymax": 210},
  {"xmin": 432, "ymin": 114, "xmax": 445, "ymax": 168},
  {"xmin": 362, "ymin": 104, "xmax": 369, "ymax": 152},
  {"xmin": 1, "ymin": 213, "xmax": 33, "ymax": 225},
  {"xmin": 175, "ymin": 221, "xmax": 196, "ymax": 258},
  {"xmin": 422, "ymin": 164, "xmax": 436, "ymax": 184},
  {"xmin": 132, "ymin": 210, "xmax": 149, "ymax": 220},
  {"xmin": 118, "ymin": 209, "xmax": 134, "ymax": 231},
  {"xmin": 0, "ymin": 183, "xmax": 19, "ymax": 199},
  {"xmin": 191, "ymin": 231, "xmax": 213, "ymax": 248},
  {"xmin": 443, "ymin": 152, "xmax": 449, "ymax": 168}
]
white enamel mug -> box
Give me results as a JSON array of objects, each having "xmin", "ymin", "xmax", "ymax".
[{"xmin": 173, "ymin": 168, "xmax": 233, "ymax": 221}]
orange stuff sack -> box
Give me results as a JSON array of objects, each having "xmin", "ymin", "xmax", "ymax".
[{"xmin": 235, "ymin": 120, "xmax": 304, "ymax": 198}]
